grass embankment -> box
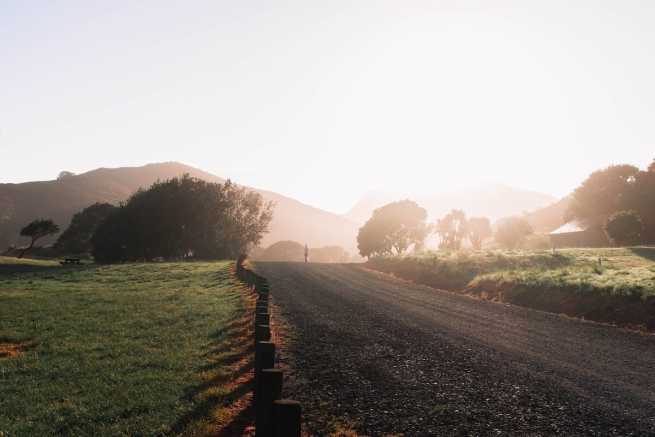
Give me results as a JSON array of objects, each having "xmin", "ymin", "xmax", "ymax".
[
  {"xmin": 0, "ymin": 258, "xmax": 255, "ymax": 436},
  {"xmin": 367, "ymin": 248, "xmax": 655, "ymax": 331}
]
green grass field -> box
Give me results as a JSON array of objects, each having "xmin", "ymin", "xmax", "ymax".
[
  {"xmin": 0, "ymin": 258, "xmax": 252, "ymax": 436},
  {"xmin": 367, "ymin": 247, "xmax": 655, "ymax": 330}
]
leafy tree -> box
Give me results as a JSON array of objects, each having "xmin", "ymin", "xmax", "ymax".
[
  {"xmin": 18, "ymin": 219, "xmax": 59, "ymax": 258},
  {"xmin": 435, "ymin": 209, "xmax": 468, "ymax": 250},
  {"xmin": 91, "ymin": 175, "xmax": 273, "ymax": 263},
  {"xmin": 357, "ymin": 200, "xmax": 428, "ymax": 258},
  {"xmin": 467, "ymin": 216, "xmax": 492, "ymax": 250},
  {"xmin": 55, "ymin": 203, "xmax": 117, "ymax": 255},
  {"xmin": 495, "ymin": 217, "xmax": 532, "ymax": 249},
  {"xmin": 623, "ymin": 169, "xmax": 655, "ymax": 242},
  {"xmin": 566, "ymin": 165, "xmax": 639, "ymax": 228},
  {"xmin": 604, "ymin": 210, "xmax": 643, "ymax": 246}
]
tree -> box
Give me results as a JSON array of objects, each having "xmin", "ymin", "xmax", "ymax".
[
  {"xmin": 18, "ymin": 219, "xmax": 59, "ymax": 258},
  {"xmin": 566, "ymin": 165, "xmax": 639, "ymax": 228},
  {"xmin": 258, "ymin": 241, "xmax": 305, "ymax": 262},
  {"xmin": 623, "ymin": 169, "xmax": 655, "ymax": 242},
  {"xmin": 467, "ymin": 216, "xmax": 492, "ymax": 250},
  {"xmin": 91, "ymin": 175, "xmax": 273, "ymax": 263},
  {"xmin": 435, "ymin": 209, "xmax": 468, "ymax": 250},
  {"xmin": 55, "ymin": 203, "xmax": 117, "ymax": 255},
  {"xmin": 604, "ymin": 210, "xmax": 643, "ymax": 246},
  {"xmin": 357, "ymin": 200, "xmax": 428, "ymax": 258},
  {"xmin": 495, "ymin": 217, "xmax": 532, "ymax": 249}
]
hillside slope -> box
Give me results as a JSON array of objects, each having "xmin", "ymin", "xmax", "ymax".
[
  {"xmin": 0, "ymin": 162, "xmax": 358, "ymax": 252},
  {"xmin": 525, "ymin": 196, "xmax": 571, "ymax": 233}
]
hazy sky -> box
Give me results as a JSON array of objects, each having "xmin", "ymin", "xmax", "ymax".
[{"xmin": 2, "ymin": 1, "xmax": 654, "ymax": 213}]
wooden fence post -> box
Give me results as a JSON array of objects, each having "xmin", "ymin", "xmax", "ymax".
[
  {"xmin": 254, "ymin": 341, "xmax": 275, "ymax": 402},
  {"xmin": 255, "ymin": 312, "xmax": 270, "ymax": 328},
  {"xmin": 255, "ymin": 324, "xmax": 271, "ymax": 346},
  {"xmin": 272, "ymin": 400, "xmax": 301, "ymax": 437},
  {"xmin": 255, "ymin": 369, "xmax": 283, "ymax": 437}
]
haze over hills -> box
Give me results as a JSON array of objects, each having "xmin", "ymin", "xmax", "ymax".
[
  {"xmin": 524, "ymin": 196, "xmax": 572, "ymax": 233},
  {"xmin": 0, "ymin": 162, "xmax": 359, "ymax": 252},
  {"xmin": 0, "ymin": 162, "xmax": 568, "ymax": 254},
  {"xmin": 346, "ymin": 186, "xmax": 558, "ymax": 225}
]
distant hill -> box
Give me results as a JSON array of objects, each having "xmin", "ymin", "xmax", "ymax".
[
  {"xmin": 524, "ymin": 196, "xmax": 572, "ymax": 233},
  {"xmin": 0, "ymin": 162, "xmax": 359, "ymax": 252},
  {"xmin": 346, "ymin": 185, "xmax": 557, "ymax": 225}
]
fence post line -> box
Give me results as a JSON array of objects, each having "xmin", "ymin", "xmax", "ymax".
[
  {"xmin": 235, "ymin": 260, "xmax": 304, "ymax": 436},
  {"xmin": 255, "ymin": 369, "xmax": 284, "ymax": 437}
]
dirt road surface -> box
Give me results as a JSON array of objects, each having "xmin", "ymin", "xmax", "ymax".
[{"xmin": 254, "ymin": 262, "xmax": 655, "ymax": 436}]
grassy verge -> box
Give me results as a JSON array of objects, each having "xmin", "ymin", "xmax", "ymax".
[
  {"xmin": 0, "ymin": 258, "xmax": 254, "ymax": 436},
  {"xmin": 366, "ymin": 248, "xmax": 655, "ymax": 331}
]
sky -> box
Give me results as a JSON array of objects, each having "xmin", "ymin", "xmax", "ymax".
[{"xmin": 2, "ymin": 1, "xmax": 654, "ymax": 214}]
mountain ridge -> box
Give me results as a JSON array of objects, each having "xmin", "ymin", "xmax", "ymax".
[{"xmin": 0, "ymin": 162, "xmax": 359, "ymax": 252}]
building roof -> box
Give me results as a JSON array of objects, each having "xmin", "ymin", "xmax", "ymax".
[{"xmin": 549, "ymin": 221, "xmax": 587, "ymax": 235}]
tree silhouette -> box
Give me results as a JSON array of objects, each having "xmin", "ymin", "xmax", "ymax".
[
  {"xmin": 604, "ymin": 210, "xmax": 643, "ymax": 246},
  {"xmin": 566, "ymin": 165, "xmax": 639, "ymax": 228},
  {"xmin": 495, "ymin": 217, "xmax": 532, "ymax": 249},
  {"xmin": 435, "ymin": 209, "xmax": 468, "ymax": 250},
  {"xmin": 357, "ymin": 200, "xmax": 428, "ymax": 258},
  {"xmin": 467, "ymin": 217, "xmax": 492, "ymax": 250},
  {"xmin": 55, "ymin": 203, "xmax": 117, "ymax": 255},
  {"xmin": 91, "ymin": 175, "xmax": 273, "ymax": 263},
  {"xmin": 18, "ymin": 219, "xmax": 59, "ymax": 258}
]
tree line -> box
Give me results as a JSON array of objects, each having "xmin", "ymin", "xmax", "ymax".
[
  {"xmin": 356, "ymin": 200, "xmax": 531, "ymax": 258},
  {"xmin": 357, "ymin": 158, "xmax": 655, "ymax": 257},
  {"xmin": 15, "ymin": 175, "xmax": 273, "ymax": 262}
]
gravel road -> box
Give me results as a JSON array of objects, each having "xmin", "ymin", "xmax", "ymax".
[{"xmin": 254, "ymin": 262, "xmax": 655, "ymax": 437}]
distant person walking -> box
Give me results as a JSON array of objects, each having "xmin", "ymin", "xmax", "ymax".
[{"xmin": 304, "ymin": 243, "xmax": 309, "ymax": 263}]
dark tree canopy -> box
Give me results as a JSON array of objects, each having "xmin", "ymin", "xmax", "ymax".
[
  {"xmin": 91, "ymin": 175, "xmax": 273, "ymax": 263},
  {"xmin": 55, "ymin": 203, "xmax": 117, "ymax": 255},
  {"xmin": 604, "ymin": 210, "xmax": 643, "ymax": 246},
  {"xmin": 566, "ymin": 165, "xmax": 639, "ymax": 228},
  {"xmin": 18, "ymin": 219, "xmax": 60, "ymax": 258},
  {"xmin": 435, "ymin": 209, "xmax": 468, "ymax": 250},
  {"xmin": 467, "ymin": 216, "xmax": 492, "ymax": 250},
  {"xmin": 357, "ymin": 200, "xmax": 428, "ymax": 258},
  {"xmin": 566, "ymin": 162, "xmax": 655, "ymax": 242},
  {"xmin": 495, "ymin": 217, "xmax": 532, "ymax": 249},
  {"xmin": 624, "ymin": 169, "xmax": 655, "ymax": 242}
]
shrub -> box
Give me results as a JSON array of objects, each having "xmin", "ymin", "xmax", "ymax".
[{"xmin": 604, "ymin": 210, "xmax": 643, "ymax": 246}]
